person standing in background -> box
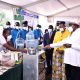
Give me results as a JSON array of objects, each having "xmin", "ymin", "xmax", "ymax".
[
  {"xmin": 5, "ymin": 21, "xmax": 12, "ymax": 30},
  {"xmin": 21, "ymin": 21, "xmax": 28, "ymax": 40},
  {"xmin": 26, "ymin": 26, "xmax": 34, "ymax": 42},
  {"xmin": 45, "ymin": 29, "xmax": 48, "ymax": 34},
  {"xmin": 11, "ymin": 22, "xmax": 20, "ymax": 46},
  {"xmin": 26, "ymin": 26, "xmax": 34, "ymax": 36},
  {"xmin": 5, "ymin": 21, "xmax": 11, "ymax": 28},
  {"xmin": 34, "ymin": 24, "xmax": 43, "ymax": 44},
  {"xmin": 43, "ymin": 25, "xmax": 56, "ymax": 77},
  {"xmin": 22, "ymin": 21, "xmax": 28, "ymax": 31},
  {"xmin": 52, "ymin": 22, "xmax": 70, "ymax": 80},
  {"xmin": 28, "ymin": 26, "xmax": 33, "ymax": 32}
]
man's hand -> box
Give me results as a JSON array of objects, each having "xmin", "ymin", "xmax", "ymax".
[
  {"xmin": 56, "ymin": 50, "xmax": 64, "ymax": 54},
  {"xmin": 45, "ymin": 45, "xmax": 51, "ymax": 49},
  {"xmin": 21, "ymin": 48, "xmax": 27, "ymax": 53},
  {"xmin": 63, "ymin": 44, "xmax": 72, "ymax": 48}
]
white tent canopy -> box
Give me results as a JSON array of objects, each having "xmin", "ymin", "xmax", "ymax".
[{"xmin": 1, "ymin": 0, "xmax": 80, "ymax": 17}]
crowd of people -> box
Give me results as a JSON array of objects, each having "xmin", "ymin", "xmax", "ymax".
[
  {"xmin": 45, "ymin": 22, "xmax": 80, "ymax": 80},
  {"xmin": 4, "ymin": 21, "xmax": 43, "ymax": 46},
  {"xmin": 0, "ymin": 20, "xmax": 80, "ymax": 80},
  {"xmin": 0, "ymin": 21, "xmax": 43, "ymax": 55}
]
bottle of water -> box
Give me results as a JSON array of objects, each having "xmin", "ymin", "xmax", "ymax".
[
  {"xmin": 26, "ymin": 31, "xmax": 34, "ymax": 41},
  {"xmin": 15, "ymin": 30, "xmax": 24, "ymax": 50},
  {"xmin": 26, "ymin": 31, "xmax": 39, "ymax": 54}
]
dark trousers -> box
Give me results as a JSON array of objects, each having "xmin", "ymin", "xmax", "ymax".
[
  {"xmin": 45, "ymin": 51, "xmax": 53, "ymax": 74},
  {"xmin": 65, "ymin": 64, "xmax": 80, "ymax": 80}
]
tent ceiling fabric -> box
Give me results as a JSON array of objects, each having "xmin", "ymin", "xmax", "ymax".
[
  {"xmin": 26, "ymin": 0, "xmax": 66, "ymax": 16},
  {"xmin": 55, "ymin": 6, "xmax": 80, "ymax": 17},
  {"xmin": 1, "ymin": 0, "xmax": 80, "ymax": 17},
  {"xmin": 1, "ymin": 0, "xmax": 39, "ymax": 6},
  {"xmin": 60, "ymin": 0, "xmax": 80, "ymax": 8}
]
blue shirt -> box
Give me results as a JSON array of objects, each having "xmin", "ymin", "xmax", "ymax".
[
  {"xmin": 11, "ymin": 29, "xmax": 28, "ymax": 45},
  {"xmin": 11, "ymin": 29, "xmax": 18, "ymax": 45},
  {"xmin": 34, "ymin": 29, "xmax": 42, "ymax": 39},
  {"xmin": 19, "ymin": 29, "xmax": 28, "ymax": 40}
]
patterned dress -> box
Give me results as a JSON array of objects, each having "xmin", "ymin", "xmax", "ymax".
[
  {"xmin": 52, "ymin": 30, "xmax": 70, "ymax": 80},
  {"xmin": 52, "ymin": 51, "xmax": 65, "ymax": 80}
]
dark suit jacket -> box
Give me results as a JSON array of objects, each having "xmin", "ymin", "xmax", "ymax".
[{"xmin": 43, "ymin": 31, "xmax": 56, "ymax": 53}]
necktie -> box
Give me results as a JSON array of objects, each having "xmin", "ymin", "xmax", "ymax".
[{"xmin": 49, "ymin": 32, "xmax": 52, "ymax": 39}]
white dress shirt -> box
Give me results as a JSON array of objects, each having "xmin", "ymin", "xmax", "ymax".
[
  {"xmin": 0, "ymin": 34, "xmax": 6, "ymax": 51},
  {"xmin": 50, "ymin": 28, "xmax": 80, "ymax": 67}
]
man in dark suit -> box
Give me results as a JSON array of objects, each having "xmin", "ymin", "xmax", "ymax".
[{"xmin": 43, "ymin": 25, "xmax": 56, "ymax": 75}]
